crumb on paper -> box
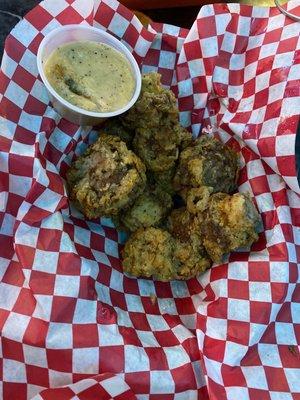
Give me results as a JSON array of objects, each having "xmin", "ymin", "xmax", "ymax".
[
  {"xmin": 288, "ymin": 345, "xmax": 298, "ymax": 356},
  {"xmin": 150, "ymin": 294, "xmax": 157, "ymax": 305}
]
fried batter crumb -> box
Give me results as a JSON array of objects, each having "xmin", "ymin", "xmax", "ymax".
[{"xmin": 150, "ymin": 294, "xmax": 157, "ymax": 305}]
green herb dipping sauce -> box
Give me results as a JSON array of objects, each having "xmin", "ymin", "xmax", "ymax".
[{"xmin": 44, "ymin": 41, "xmax": 136, "ymax": 113}]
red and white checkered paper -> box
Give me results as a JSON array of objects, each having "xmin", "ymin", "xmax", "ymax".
[{"xmin": 0, "ymin": 0, "xmax": 300, "ymax": 399}]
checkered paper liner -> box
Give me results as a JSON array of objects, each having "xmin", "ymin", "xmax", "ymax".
[{"xmin": 0, "ymin": 0, "xmax": 300, "ymax": 399}]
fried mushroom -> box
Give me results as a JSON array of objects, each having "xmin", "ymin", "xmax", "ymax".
[
  {"xmin": 168, "ymin": 207, "xmax": 212, "ymax": 279},
  {"xmin": 123, "ymin": 73, "xmax": 183, "ymax": 173},
  {"xmin": 67, "ymin": 133, "xmax": 146, "ymax": 219},
  {"xmin": 202, "ymin": 192, "xmax": 261, "ymax": 262},
  {"xmin": 173, "ymin": 136, "xmax": 239, "ymax": 194},
  {"xmin": 122, "ymin": 223, "xmax": 212, "ymax": 281},
  {"xmin": 122, "ymin": 227, "xmax": 177, "ymax": 281},
  {"xmin": 133, "ymin": 131, "xmax": 180, "ymax": 172},
  {"xmin": 123, "ymin": 72, "xmax": 179, "ymax": 131}
]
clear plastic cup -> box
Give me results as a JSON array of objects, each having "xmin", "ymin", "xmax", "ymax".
[{"xmin": 37, "ymin": 24, "xmax": 142, "ymax": 126}]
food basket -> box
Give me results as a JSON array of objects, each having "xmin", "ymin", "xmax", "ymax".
[{"xmin": 0, "ymin": 0, "xmax": 299, "ymax": 399}]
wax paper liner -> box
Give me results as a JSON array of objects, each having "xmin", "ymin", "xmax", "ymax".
[{"xmin": 0, "ymin": 0, "xmax": 300, "ymax": 399}]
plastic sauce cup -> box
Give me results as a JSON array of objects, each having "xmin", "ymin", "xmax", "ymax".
[{"xmin": 37, "ymin": 24, "xmax": 142, "ymax": 126}]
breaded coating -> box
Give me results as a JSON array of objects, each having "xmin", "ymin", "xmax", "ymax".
[
  {"xmin": 173, "ymin": 241, "xmax": 211, "ymax": 280},
  {"xmin": 122, "ymin": 224, "xmax": 211, "ymax": 281},
  {"xmin": 133, "ymin": 132, "xmax": 179, "ymax": 172},
  {"xmin": 102, "ymin": 73, "xmax": 191, "ymax": 177},
  {"xmin": 202, "ymin": 192, "xmax": 260, "ymax": 262},
  {"xmin": 149, "ymin": 168, "xmax": 176, "ymax": 196},
  {"xmin": 185, "ymin": 186, "xmax": 213, "ymax": 214},
  {"xmin": 123, "ymin": 72, "xmax": 178, "ymax": 131},
  {"xmin": 67, "ymin": 134, "xmax": 146, "ymax": 219},
  {"xmin": 123, "ymin": 73, "xmax": 182, "ymax": 172},
  {"xmin": 122, "ymin": 227, "xmax": 177, "ymax": 281},
  {"xmin": 173, "ymin": 136, "xmax": 239, "ymax": 194},
  {"xmin": 101, "ymin": 117, "xmax": 134, "ymax": 146},
  {"xmin": 168, "ymin": 207, "xmax": 199, "ymax": 243},
  {"xmin": 118, "ymin": 187, "xmax": 173, "ymax": 232},
  {"xmin": 168, "ymin": 208, "xmax": 212, "ymax": 279},
  {"xmin": 177, "ymin": 125, "xmax": 194, "ymax": 150}
]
